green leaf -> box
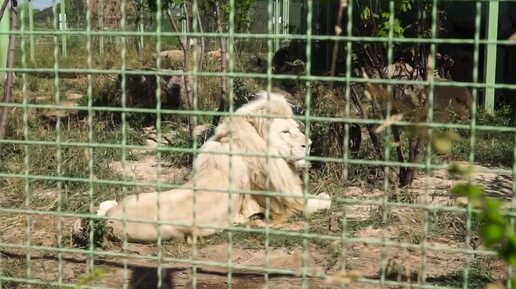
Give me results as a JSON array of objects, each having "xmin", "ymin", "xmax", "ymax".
[
  {"xmin": 73, "ymin": 267, "xmax": 108, "ymax": 289},
  {"xmin": 480, "ymin": 223, "xmax": 505, "ymax": 246},
  {"xmin": 431, "ymin": 131, "xmax": 459, "ymax": 154},
  {"xmin": 503, "ymin": 247, "xmax": 516, "ymax": 266},
  {"xmin": 483, "ymin": 199, "xmax": 506, "ymax": 225},
  {"xmin": 448, "ymin": 162, "xmax": 474, "ymax": 178},
  {"xmin": 450, "ymin": 183, "xmax": 483, "ymax": 201},
  {"xmin": 508, "ymin": 233, "xmax": 516, "ymax": 247},
  {"xmin": 401, "ymin": 3, "xmax": 412, "ymax": 12},
  {"xmin": 361, "ymin": 7, "xmax": 371, "ymax": 20}
]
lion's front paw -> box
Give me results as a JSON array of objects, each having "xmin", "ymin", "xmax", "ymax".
[
  {"xmin": 97, "ymin": 200, "xmax": 118, "ymax": 216},
  {"xmin": 316, "ymin": 193, "xmax": 332, "ymax": 210},
  {"xmin": 304, "ymin": 193, "xmax": 332, "ymax": 217}
]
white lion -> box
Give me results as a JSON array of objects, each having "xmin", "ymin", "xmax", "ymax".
[{"xmin": 102, "ymin": 91, "xmax": 331, "ymax": 242}]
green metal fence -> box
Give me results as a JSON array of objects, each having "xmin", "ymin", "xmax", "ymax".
[{"xmin": 1, "ymin": 0, "xmax": 516, "ymax": 288}]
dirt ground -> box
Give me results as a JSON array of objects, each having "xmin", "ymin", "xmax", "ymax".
[{"xmin": 0, "ymin": 150, "xmax": 513, "ymax": 288}]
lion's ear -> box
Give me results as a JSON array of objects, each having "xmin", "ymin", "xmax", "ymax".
[
  {"xmin": 211, "ymin": 121, "xmax": 229, "ymax": 141},
  {"xmin": 246, "ymin": 116, "xmax": 257, "ymax": 126},
  {"xmin": 245, "ymin": 108, "xmax": 264, "ymax": 126}
]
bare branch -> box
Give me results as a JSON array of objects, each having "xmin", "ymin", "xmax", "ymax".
[
  {"xmin": 391, "ymin": 126, "xmax": 405, "ymax": 164},
  {"xmin": 166, "ymin": 8, "xmax": 187, "ymax": 52},
  {"xmin": 349, "ymin": 87, "xmax": 384, "ymax": 160},
  {"xmin": 211, "ymin": 0, "xmax": 227, "ymax": 129},
  {"xmin": 0, "ymin": 0, "xmax": 9, "ymax": 24},
  {"xmin": 166, "ymin": 3, "xmax": 194, "ymax": 137},
  {"xmin": 183, "ymin": 1, "xmax": 191, "ymax": 51},
  {"xmin": 196, "ymin": 10, "xmax": 205, "ymax": 68},
  {"xmin": 329, "ymin": 0, "xmax": 347, "ymax": 89}
]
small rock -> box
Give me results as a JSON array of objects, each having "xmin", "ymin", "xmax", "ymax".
[
  {"xmin": 146, "ymin": 139, "xmax": 159, "ymax": 148},
  {"xmin": 329, "ymin": 213, "xmax": 341, "ymax": 232},
  {"xmin": 66, "ymin": 93, "xmax": 83, "ymax": 100},
  {"xmin": 71, "ymin": 218, "xmax": 83, "ymax": 236},
  {"xmin": 344, "ymin": 186, "xmax": 364, "ymax": 197}
]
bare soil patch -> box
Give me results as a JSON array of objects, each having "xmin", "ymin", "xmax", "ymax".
[{"xmin": 1, "ymin": 162, "xmax": 511, "ymax": 288}]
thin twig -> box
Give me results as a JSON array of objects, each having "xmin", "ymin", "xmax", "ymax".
[
  {"xmin": 167, "ymin": 9, "xmax": 186, "ymax": 51},
  {"xmin": 183, "ymin": 2, "xmax": 191, "ymax": 52},
  {"xmin": 399, "ymin": 136, "xmax": 422, "ymax": 187},
  {"xmin": 0, "ymin": 0, "xmax": 9, "ymax": 24},
  {"xmin": 196, "ymin": 11, "xmax": 205, "ymax": 68},
  {"xmin": 329, "ymin": 0, "xmax": 347, "ymax": 89},
  {"xmin": 350, "ymin": 87, "xmax": 384, "ymax": 159},
  {"xmin": 391, "ymin": 126, "xmax": 405, "ymax": 163},
  {"xmin": 211, "ymin": 0, "xmax": 227, "ymax": 129},
  {"xmin": 166, "ymin": 4, "xmax": 194, "ymax": 137},
  {"xmin": 214, "ymin": 0, "xmax": 227, "ymax": 92}
]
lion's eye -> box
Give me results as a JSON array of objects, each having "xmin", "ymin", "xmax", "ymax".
[{"xmin": 282, "ymin": 130, "xmax": 290, "ymax": 134}]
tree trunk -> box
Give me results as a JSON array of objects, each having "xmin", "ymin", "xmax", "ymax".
[
  {"xmin": 166, "ymin": 4, "xmax": 194, "ymax": 138},
  {"xmin": 0, "ymin": 0, "xmax": 18, "ymax": 148},
  {"xmin": 398, "ymin": 137, "xmax": 422, "ymax": 187}
]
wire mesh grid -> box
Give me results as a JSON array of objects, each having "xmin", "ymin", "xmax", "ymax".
[{"xmin": 1, "ymin": 0, "xmax": 516, "ymax": 288}]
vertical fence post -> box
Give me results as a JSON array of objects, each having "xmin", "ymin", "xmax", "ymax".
[
  {"xmin": 282, "ymin": 0, "xmax": 289, "ymax": 42},
  {"xmin": 484, "ymin": 0, "xmax": 498, "ymax": 113},
  {"xmin": 60, "ymin": 0, "xmax": 67, "ymax": 57},
  {"xmin": 28, "ymin": 0, "xmax": 35, "ymax": 63},
  {"xmin": 179, "ymin": 3, "xmax": 188, "ymax": 48},
  {"xmin": 138, "ymin": 12, "xmax": 144, "ymax": 57},
  {"xmin": 273, "ymin": 0, "xmax": 279, "ymax": 51},
  {"xmin": 0, "ymin": 0, "xmax": 9, "ymax": 81},
  {"xmin": 98, "ymin": 0, "xmax": 104, "ymax": 55}
]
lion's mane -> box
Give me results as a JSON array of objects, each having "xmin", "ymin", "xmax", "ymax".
[{"xmin": 104, "ymin": 91, "xmax": 330, "ymax": 242}]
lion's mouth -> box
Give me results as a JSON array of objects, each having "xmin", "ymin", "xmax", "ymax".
[
  {"xmin": 289, "ymin": 157, "xmax": 308, "ymax": 163},
  {"xmin": 285, "ymin": 152, "xmax": 303, "ymax": 160}
]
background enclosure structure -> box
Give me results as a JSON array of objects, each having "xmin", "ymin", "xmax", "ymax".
[{"xmin": 1, "ymin": 0, "xmax": 516, "ymax": 288}]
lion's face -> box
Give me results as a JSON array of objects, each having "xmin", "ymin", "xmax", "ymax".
[{"xmin": 267, "ymin": 118, "xmax": 311, "ymax": 170}]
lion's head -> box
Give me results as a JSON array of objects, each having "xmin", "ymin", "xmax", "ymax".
[
  {"xmin": 267, "ymin": 117, "xmax": 311, "ymax": 170},
  {"xmin": 232, "ymin": 91, "xmax": 311, "ymax": 170}
]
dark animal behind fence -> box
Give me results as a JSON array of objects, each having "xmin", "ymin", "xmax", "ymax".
[{"xmin": 84, "ymin": 70, "xmax": 184, "ymax": 126}]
